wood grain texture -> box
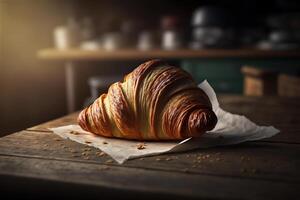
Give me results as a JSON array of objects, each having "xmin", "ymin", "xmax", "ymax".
[
  {"xmin": 0, "ymin": 154, "xmax": 299, "ymax": 200},
  {"xmin": 37, "ymin": 48, "xmax": 300, "ymax": 61},
  {"xmin": 28, "ymin": 112, "xmax": 79, "ymax": 132},
  {"xmin": 0, "ymin": 130, "xmax": 299, "ymax": 183},
  {"xmin": 1, "ymin": 95, "xmax": 300, "ymax": 199}
]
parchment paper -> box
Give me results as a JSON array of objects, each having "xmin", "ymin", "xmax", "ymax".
[{"xmin": 50, "ymin": 81, "xmax": 279, "ymax": 164}]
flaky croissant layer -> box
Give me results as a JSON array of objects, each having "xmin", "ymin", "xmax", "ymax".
[{"xmin": 78, "ymin": 60, "xmax": 217, "ymax": 140}]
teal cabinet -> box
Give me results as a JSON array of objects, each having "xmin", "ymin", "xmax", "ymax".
[{"xmin": 181, "ymin": 58, "xmax": 300, "ymax": 94}]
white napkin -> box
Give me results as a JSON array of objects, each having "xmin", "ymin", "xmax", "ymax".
[{"xmin": 50, "ymin": 81, "xmax": 279, "ymax": 164}]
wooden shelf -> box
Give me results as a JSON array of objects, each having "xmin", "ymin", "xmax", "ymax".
[{"xmin": 37, "ymin": 48, "xmax": 300, "ymax": 61}]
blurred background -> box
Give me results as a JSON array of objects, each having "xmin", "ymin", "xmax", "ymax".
[{"xmin": 1, "ymin": 0, "xmax": 300, "ymax": 136}]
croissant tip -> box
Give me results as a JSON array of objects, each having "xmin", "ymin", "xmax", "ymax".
[
  {"xmin": 78, "ymin": 109, "xmax": 88, "ymax": 131},
  {"xmin": 188, "ymin": 108, "xmax": 218, "ymax": 137}
]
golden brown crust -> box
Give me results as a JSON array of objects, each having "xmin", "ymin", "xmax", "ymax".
[{"xmin": 78, "ymin": 59, "xmax": 217, "ymax": 140}]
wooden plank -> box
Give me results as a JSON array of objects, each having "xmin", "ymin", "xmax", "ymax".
[
  {"xmin": 37, "ymin": 48, "xmax": 300, "ymax": 61},
  {"xmin": 0, "ymin": 154, "xmax": 299, "ymax": 199},
  {"xmin": 1, "ymin": 130, "xmax": 299, "ymax": 183},
  {"xmin": 28, "ymin": 112, "xmax": 79, "ymax": 132}
]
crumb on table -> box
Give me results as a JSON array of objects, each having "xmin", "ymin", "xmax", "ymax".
[
  {"xmin": 136, "ymin": 143, "xmax": 146, "ymax": 150},
  {"xmin": 70, "ymin": 131, "xmax": 80, "ymax": 135}
]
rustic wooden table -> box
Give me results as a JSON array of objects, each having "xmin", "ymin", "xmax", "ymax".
[{"xmin": 0, "ymin": 96, "xmax": 299, "ymax": 199}]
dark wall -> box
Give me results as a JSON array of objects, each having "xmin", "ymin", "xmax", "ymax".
[
  {"xmin": 0, "ymin": 0, "xmax": 157, "ymax": 136},
  {"xmin": 0, "ymin": 0, "xmax": 73, "ymax": 135}
]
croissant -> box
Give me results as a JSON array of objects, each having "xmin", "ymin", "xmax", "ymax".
[{"xmin": 78, "ymin": 60, "xmax": 217, "ymax": 140}]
